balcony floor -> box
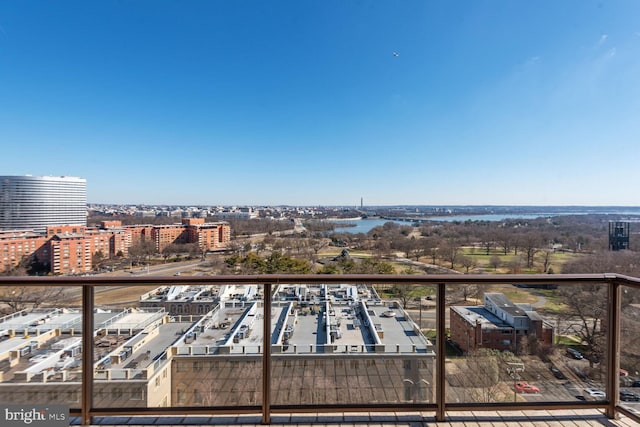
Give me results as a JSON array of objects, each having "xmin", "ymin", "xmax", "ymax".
[{"xmin": 75, "ymin": 409, "xmax": 638, "ymax": 426}]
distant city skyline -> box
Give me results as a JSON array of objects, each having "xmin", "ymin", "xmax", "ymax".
[{"xmin": 1, "ymin": 2, "xmax": 639, "ymax": 206}]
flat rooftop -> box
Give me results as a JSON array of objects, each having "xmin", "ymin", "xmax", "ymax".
[
  {"xmin": 0, "ymin": 308, "xmax": 170, "ymax": 383},
  {"xmin": 177, "ymin": 284, "xmax": 433, "ymax": 355}
]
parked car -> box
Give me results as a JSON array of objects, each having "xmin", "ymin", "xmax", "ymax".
[
  {"xmin": 632, "ymin": 380, "xmax": 640, "ymax": 387},
  {"xmin": 550, "ymin": 366, "xmax": 566, "ymax": 379},
  {"xmin": 585, "ymin": 388, "xmax": 605, "ymax": 399},
  {"xmin": 620, "ymin": 390, "xmax": 640, "ymax": 402},
  {"xmin": 566, "ymin": 348, "xmax": 583, "ymax": 360},
  {"xmin": 515, "ymin": 382, "xmax": 540, "ymax": 393}
]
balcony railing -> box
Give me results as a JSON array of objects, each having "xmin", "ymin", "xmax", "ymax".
[{"xmin": 0, "ymin": 273, "xmax": 639, "ymax": 425}]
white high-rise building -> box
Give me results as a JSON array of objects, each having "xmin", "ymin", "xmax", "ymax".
[{"xmin": 0, "ymin": 175, "xmax": 87, "ymax": 233}]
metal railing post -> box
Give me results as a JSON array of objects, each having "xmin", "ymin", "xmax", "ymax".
[
  {"xmin": 262, "ymin": 283, "xmax": 272, "ymax": 424},
  {"xmin": 435, "ymin": 282, "xmax": 446, "ymax": 422},
  {"xmin": 606, "ymin": 277, "xmax": 620, "ymax": 419},
  {"xmin": 81, "ymin": 284, "xmax": 94, "ymax": 426}
]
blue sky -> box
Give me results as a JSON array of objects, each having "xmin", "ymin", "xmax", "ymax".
[{"xmin": 1, "ymin": 1, "xmax": 639, "ymax": 206}]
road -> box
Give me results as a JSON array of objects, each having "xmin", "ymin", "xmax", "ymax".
[
  {"xmin": 405, "ymin": 302, "xmax": 447, "ymax": 330},
  {"xmin": 60, "ymin": 259, "xmax": 205, "ymax": 304}
]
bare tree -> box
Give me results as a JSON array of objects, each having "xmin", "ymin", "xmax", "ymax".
[
  {"xmin": 557, "ymin": 283, "xmax": 607, "ymax": 367},
  {"xmin": 128, "ymin": 240, "xmax": 156, "ymax": 265},
  {"xmin": 447, "ymin": 283, "xmax": 480, "ymax": 303},
  {"xmin": 407, "ymin": 238, "xmax": 425, "ymax": 261},
  {"xmin": 391, "ymin": 283, "xmax": 415, "ymax": 309},
  {"xmin": 489, "ymin": 255, "xmax": 501, "ymax": 271},
  {"xmin": 541, "ymin": 249, "xmax": 553, "ymax": 273},
  {"xmin": 480, "ymin": 233, "xmax": 496, "ymax": 255},
  {"xmin": 309, "ymin": 238, "xmax": 329, "ymax": 256},
  {"xmin": 453, "ymin": 349, "xmax": 520, "ymax": 403},
  {"xmin": 0, "ymin": 286, "xmax": 67, "ymax": 315},
  {"xmin": 439, "ymin": 239, "xmax": 460, "ymax": 270},
  {"xmin": 520, "ymin": 233, "xmax": 540, "ymax": 269},
  {"xmin": 507, "ymin": 257, "xmax": 524, "ymax": 274},
  {"xmin": 459, "ymin": 255, "xmax": 477, "ymax": 274}
]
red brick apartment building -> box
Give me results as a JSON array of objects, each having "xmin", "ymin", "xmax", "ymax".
[
  {"xmin": 449, "ymin": 292, "xmax": 554, "ymax": 354},
  {"xmin": 0, "ymin": 220, "xmax": 230, "ymax": 275},
  {"xmin": 0, "ymin": 230, "xmax": 48, "ymax": 273}
]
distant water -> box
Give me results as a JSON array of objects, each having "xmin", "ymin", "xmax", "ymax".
[
  {"xmin": 330, "ymin": 219, "xmax": 408, "ymax": 234},
  {"xmin": 331, "ymin": 208, "xmax": 640, "ymax": 234}
]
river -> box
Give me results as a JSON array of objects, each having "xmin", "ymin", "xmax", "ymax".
[{"xmin": 331, "ymin": 208, "xmax": 640, "ymax": 234}]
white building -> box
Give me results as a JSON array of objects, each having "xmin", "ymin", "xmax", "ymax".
[{"xmin": 0, "ymin": 175, "xmax": 87, "ymax": 233}]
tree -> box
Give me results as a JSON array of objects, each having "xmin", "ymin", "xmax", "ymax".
[
  {"xmin": 92, "ymin": 251, "xmax": 107, "ymax": 270},
  {"xmin": 439, "ymin": 239, "xmax": 460, "ymax": 269},
  {"xmin": 161, "ymin": 244, "xmax": 182, "ymax": 262},
  {"xmin": 355, "ymin": 258, "xmax": 395, "ymax": 274},
  {"xmin": 480, "ymin": 233, "xmax": 496, "ymax": 255},
  {"xmin": 453, "ymin": 349, "xmax": 520, "ymax": 403},
  {"xmin": 0, "ymin": 286, "xmax": 66, "ymax": 315},
  {"xmin": 407, "ymin": 238, "xmax": 425, "ymax": 261},
  {"xmin": 557, "ymin": 283, "xmax": 607, "ymax": 367},
  {"xmin": 265, "ymin": 252, "xmax": 311, "ymax": 274},
  {"xmin": 390, "ymin": 283, "xmax": 420, "ymax": 309},
  {"xmin": 507, "ymin": 257, "xmax": 524, "ymax": 274},
  {"xmin": 241, "ymin": 252, "xmax": 267, "ymax": 274},
  {"xmin": 495, "ymin": 230, "xmax": 511, "ymax": 255},
  {"xmin": 541, "ymin": 249, "xmax": 553, "ymax": 273},
  {"xmin": 447, "ymin": 283, "xmax": 480, "ymax": 303},
  {"xmin": 309, "ymin": 238, "xmax": 329, "ymax": 256},
  {"xmin": 489, "ymin": 255, "xmax": 501, "ymax": 271},
  {"xmin": 459, "ymin": 255, "xmax": 477, "ymax": 274},
  {"xmin": 128, "ymin": 240, "xmax": 156, "ymax": 266},
  {"xmin": 226, "ymin": 241, "xmax": 245, "ymax": 258},
  {"xmin": 520, "ymin": 233, "xmax": 540, "ymax": 269}
]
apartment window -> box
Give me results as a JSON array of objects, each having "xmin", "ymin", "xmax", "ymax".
[
  {"xmin": 48, "ymin": 390, "xmax": 59, "ymax": 401},
  {"xmin": 177, "ymin": 389, "xmax": 185, "ymax": 405},
  {"xmin": 67, "ymin": 390, "xmax": 79, "ymax": 402},
  {"xmin": 193, "ymin": 361, "xmax": 202, "ymax": 371},
  {"xmin": 193, "ymin": 389, "xmax": 202, "ymax": 404}
]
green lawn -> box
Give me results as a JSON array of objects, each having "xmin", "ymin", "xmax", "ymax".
[{"xmin": 458, "ymin": 246, "xmax": 583, "ymax": 274}]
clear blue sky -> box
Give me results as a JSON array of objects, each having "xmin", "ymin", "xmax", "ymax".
[{"xmin": 1, "ymin": 1, "xmax": 639, "ymax": 206}]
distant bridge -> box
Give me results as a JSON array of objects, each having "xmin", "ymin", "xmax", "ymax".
[{"xmin": 380, "ymin": 216, "xmax": 431, "ymax": 224}]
